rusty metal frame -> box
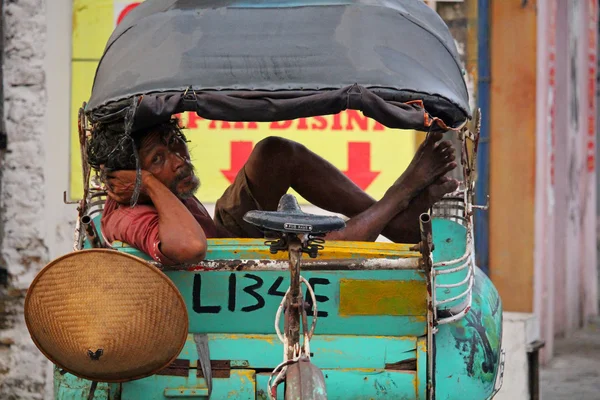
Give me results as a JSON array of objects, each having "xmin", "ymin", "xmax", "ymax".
[
  {"xmin": 419, "ymin": 213, "xmax": 436, "ymax": 400},
  {"xmin": 156, "ymin": 256, "xmax": 420, "ymax": 272}
]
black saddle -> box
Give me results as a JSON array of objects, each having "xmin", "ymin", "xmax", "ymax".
[{"xmin": 243, "ymin": 194, "xmax": 345, "ymax": 235}]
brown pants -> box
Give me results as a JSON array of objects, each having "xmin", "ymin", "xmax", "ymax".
[{"xmin": 214, "ymin": 167, "xmax": 265, "ymax": 238}]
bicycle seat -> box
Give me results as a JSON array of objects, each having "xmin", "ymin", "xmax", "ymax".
[{"xmin": 243, "ymin": 194, "xmax": 345, "ymax": 235}]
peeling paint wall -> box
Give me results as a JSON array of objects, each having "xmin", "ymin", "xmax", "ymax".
[
  {"xmin": 0, "ymin": 0, "xmax": 73, "ymax": 398},
  {"xmin": 534, "ymin": 0, "xmax": 598, "ymax": 362}
]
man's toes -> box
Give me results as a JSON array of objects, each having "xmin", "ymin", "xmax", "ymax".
[
  {"xmin": 425, "ymin": 131, "xmax": 444, "ymax": 146},
  {"xmin": 444, "ymin": 153, "xmax": 456, "ymax": 162},
  {"xmin": 443, "ymin": 178, "xmax": 460, "ymax": 192},
  {"xmin": 439, "ymin": 161, "xmax": 458, "ymax": 175},
  {"xmin": 435, "ymin": 140, "xmax": 453, "ymax": 151},
  {"xmin": 427, "ymin": 178, "xmax": 459, "ymax": 202},
  {"xmin": 435, "ymin": 179, "xmax": 460, "ymax": 196}
]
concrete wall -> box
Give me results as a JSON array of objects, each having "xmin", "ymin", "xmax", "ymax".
[
  {"xmin": 0, "ymin": 0, "xmax": 76, "ymax": 397},
  {"xmin": 534, "ymin": 0, "xmax": 598, "ymax": 361}
]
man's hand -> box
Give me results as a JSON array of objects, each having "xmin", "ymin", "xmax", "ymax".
[{"xmin": 105, "ymin": 170, "xmax": 153, "ymax": 204}]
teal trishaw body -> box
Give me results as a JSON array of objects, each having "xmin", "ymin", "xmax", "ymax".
[
  {"xmin": 56, "ymin": 201, "xmax": 503, "ymax": 399},
  {"xmin": 51, "ymin": 0, "xmax": 504, "ymax": 398}
]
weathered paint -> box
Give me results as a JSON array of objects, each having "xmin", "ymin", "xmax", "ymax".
[
  {"xmin": 534, "ymin": 0, "xmax": 598, "ymax": 361},
  {"xmin": 166, "ymin": 269, "xmax": 427, "ymax": 336},
  {"xmin": 534, "ymin": 0, "xmax": 557, "ymax": 362},
  {"xmin": 489, "ymin": 0, "xmax": 537, "ymax": 313},
  {"xmin": 122, "ymin": 369, "xmax": 256, "ymax": 399},
  {"xmin": 338, "ymin": 279, "xmax": 426, "ymax": 316},
  {"xmin": 258, "ymin": 369, "xmax": 417, "ymax": 400},
  {"xmin": 435, "ymin": 267, "xmax": 503, "ymax": 399},
  {"xmin": 54, "ymin": 368, "xmax": 110, "ymax": 400},
  {"xmin": 319, "ymin": 369, "xmax": 416, "ymax": 399},
  {"xmin": 111, "ymin": 238, "xmax": 421, "ymax": 261},
  {"xmin": 179, "ymin": 334, "xmax": 418, "ymax": 369},
  {"xmin": 285, "ymin": 360, "xmax": 327, "ymax": 399},
  {"xmin": 68, "ymin": 215, "xmax": 503, "ymax": 399}
]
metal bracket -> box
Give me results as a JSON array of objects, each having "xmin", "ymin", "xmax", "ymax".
[
  {"xmin": 472, "ymin": 195, "xmax": 490, "ymax": 211},
  {"xmin": 63, "ymin": 191, "xmax": 80, "ymax": 205},
  {"xmin": 265, "ymin": 234, "xmax": 324, "ymax": 258}
]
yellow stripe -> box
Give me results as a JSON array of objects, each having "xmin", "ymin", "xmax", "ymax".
[{"xmin": 339, "ymin": 280, "xmax": 426, "ymax": 316}]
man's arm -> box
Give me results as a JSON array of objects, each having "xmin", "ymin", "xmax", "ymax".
[{"xmin": 107, "ymin": 171, "xmax": 207, "ymax": 264}]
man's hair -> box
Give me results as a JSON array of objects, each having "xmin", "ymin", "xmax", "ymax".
[{"xmin": 87, "ymin": 118, "xmax": 185, "ymax": 173}]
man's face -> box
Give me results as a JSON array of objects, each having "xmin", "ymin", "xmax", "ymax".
[{"xmin": 138, "ymin": 130, "xmax": 200, "ymax": 199}]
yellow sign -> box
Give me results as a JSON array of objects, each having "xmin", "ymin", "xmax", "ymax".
[{"xmin": 70, "ymin": 0, "xmax": 417, "ymax": 203}]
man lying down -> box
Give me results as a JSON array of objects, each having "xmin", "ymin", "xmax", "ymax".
[{"xmin": 87, "ymin": 117, "xmax": 458, "ymax": 266}]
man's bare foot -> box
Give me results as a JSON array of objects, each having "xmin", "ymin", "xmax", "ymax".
[
  {"xmin": 399, "ymin": 131, "xmax": 457, "ymax": 189},
  {"xmin": 383, "ymin": 131, "xmax": 457, "ymax": 210},
  {"xmin": 382, "ymin": 176, "xmax": 460, "ymax": 243},
  {"xmin": 422, "ymin": 175, "xmax": 460, "ymax": 205}
]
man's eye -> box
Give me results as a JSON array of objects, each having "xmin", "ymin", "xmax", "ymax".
[{"xmin": 152, "ymin": 155, "xmax": 163, "ymax": 164}]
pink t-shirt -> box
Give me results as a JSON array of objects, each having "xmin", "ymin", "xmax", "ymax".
[{"xmin": 101, "ymin": 197, "xmax": 219, "ymax": 264}]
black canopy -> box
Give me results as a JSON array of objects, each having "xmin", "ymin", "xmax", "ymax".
[{"xmin": 86, "ymin": 0, "xmax": 470, "ymax": 132}]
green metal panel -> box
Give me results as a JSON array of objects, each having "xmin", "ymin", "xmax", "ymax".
[
  {"xmin": 121, "ymin": 369, "xmax": 256, "ymax": 399},
  {"xmin": 321, "ymin": 369, "xmax": 416, "ymax": 399},
  {"xmin": 434, "ymin": 267, "xmax": 503, "ymax": 399},
  {"xmin": 257, "ymin": 369, "xmax": 417, "ymax": 400},
  {"xmin": 54, "ymin": 368, "xmax": 110, "ymax": 399},
  {"xmin": 166, "ymin": 270, "xmax": 427, "ymax": 336},
  {"xmin": 431, "ymin": 219, "xmax": 470, "ymax": 312},
  {"xmin": 175, "ymin": 334, "xmax": 417, "ymax": 369}
]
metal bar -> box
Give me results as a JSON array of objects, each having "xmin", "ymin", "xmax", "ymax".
[
  {"xmin": 436, "ymin": 294, "xmax": 472, "ymax": 325},
  {"xmin": 419, "ymin": 213, "xmax": 436, "ymax": 400},
  {"xmin": 436, "ymin": 267, "xmax": 472, "ymax": 288},
  {"xmin": 475, "ymin": 0, "xmax": 491, "ymax": 275},
  {"xmin": 157, "ymin": 257, "xmax": 420, "ymax": 271},
  {"xmin": 433, "ymin": 246, "xmax": 471, "ymax": 268},
  {"xmin": 81, "ymin": 215, "xmax": 102, "ymax": 248},
  {"xmin": 286, "ymin": 237, "xmax": 303, "ymax": 361},
  {"xmin": 435, "ymin": 274, "xmax": 474, "ymax": 306}
]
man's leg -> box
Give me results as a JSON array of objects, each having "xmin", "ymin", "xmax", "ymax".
[
  {"xmin": 244, "ymin": 136, "xmax": 374, "ymax": 216},
  {"xmin": 381, "ymin": 176, "xmax": 458, "ymax": 243},
  {"xmin": 244, "ymin": 134, "xmax": 456, "ymax": 242}
]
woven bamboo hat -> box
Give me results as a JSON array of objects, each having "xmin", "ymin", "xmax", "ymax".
[{"xmin": 24, "ymin": 249, "xmax": 188, "ymax": 382}]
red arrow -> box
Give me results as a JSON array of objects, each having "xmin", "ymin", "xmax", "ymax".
[
  {"xmin": 343, "ymin": 142, "xmax": 380, "ymax": 190},
  {"xmin": 117, "ymin": 3, "xmax": 141, "ymax": 25},
  {"xmin": 221, "ymin": 141, "xmax": 253, "ymax": 184}
]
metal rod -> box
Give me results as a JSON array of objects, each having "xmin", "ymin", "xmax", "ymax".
[
  {"xmin": 81, "ymin": 215, "xmax": 102, "ymax": 248},
  {"xmin": 419, "ymin": 213, "xmax": 435, "ymax": 400},
  {"xmin": 158, "ymin": 256, "xmax": 420, "ymax": 272},
  {"xmin": 87, "ymin": 381, "xmax": 98, "ymax": 400},
  {"xmin": 475, "ymin": 0, "xmax": 491, "ymax": 275},
  {"xmin": 420, "ymin": 214, "xmax": 433, "ymax": 264},
  {"xmin": 286, "ymin": 236, "xmax": 303, "ymax": 361}
]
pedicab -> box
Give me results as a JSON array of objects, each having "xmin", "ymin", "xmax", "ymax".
[{"xmin": 24, "ymin": 0, "xmax": 504, "ymax": 398}]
